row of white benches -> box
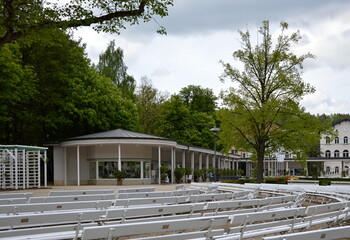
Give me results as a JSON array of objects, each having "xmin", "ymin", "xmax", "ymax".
[
  {"xmin": 0, "ymin": 192, "xmax": 298, "ymax": 216},
  {"xmin": 2, "ymin": 200, "xmax": 347, "ymax": 240}
]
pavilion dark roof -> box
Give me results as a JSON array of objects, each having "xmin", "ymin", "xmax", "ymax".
[{"xmin": 65, "ymin": 129, "xmax": 170, "ymax": 141}]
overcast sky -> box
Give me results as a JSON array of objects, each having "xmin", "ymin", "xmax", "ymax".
[{"xmin": 74, "ymin": 0, "xmax": 350, "ymax": 115}]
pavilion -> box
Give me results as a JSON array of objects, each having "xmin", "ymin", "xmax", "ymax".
[{"xmin": 50, "ymin": 129, "xmax": 250, "ymax": 185}]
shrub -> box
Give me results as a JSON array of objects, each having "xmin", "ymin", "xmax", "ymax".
[{"xmin": 174, "ymin": 168, "xmax": 185, "ymax": 182}]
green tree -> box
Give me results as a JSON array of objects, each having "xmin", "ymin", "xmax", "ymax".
[
  {"xmin": 136, "ymin": 76, "xmax": 168, "ymax": 134},
  {"xmin": 179, "ymin": 85, "xmax": 217, "ymax": 114},
  {"xmin": 157, "ymin": 90, "xmax": 216, "ymax": 148},
  {"xmin": 6, "ymin": 30, "xmax": 139, "ymax": 144},
  {"xmin": 218, "ymin": 21, "xmax": 333, "ymax": 183},
  {"xmin": 95, "ymin": 40, "xmax": 136, "ymax": 100},
  {"xmin": 0, "ymin": 43, "xmax": 38, "ymax": 144},
  {"xmin": 0, "ymin": 0, "xmax": 173, "ymax": 45}
]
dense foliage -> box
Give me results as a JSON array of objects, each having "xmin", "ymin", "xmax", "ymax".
[
  {"xmin": 0, "ymin": 0, "xmax": 173, "ymax": 45},
  {"xmin": 0, "ymin": 31, "xmax": 138, "ymax": 145}
]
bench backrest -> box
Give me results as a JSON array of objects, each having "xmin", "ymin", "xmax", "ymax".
[
  {"xmin": 118, "ymin": 187, "xmax": 156, "ymax": 193},
  {"xmin": 81, "ymin": 215, "xmax": 229, "ymax": 239},
  {"xmin": 262, "ymin": 225, "xmax": 350, "ymax": 240},
  {"xmin": 305, "ymin": 202, "xmax": 348, "ymax": 215},
  {"xmin": 0, "ymin": 209, "xmax": 106, "ymax": 229},
  {"xmin": 0, "ymin": 200, "xmax": 113, "ymax": 215},
  {"xmin": 230, "ymin": 207, "xmax": 306, "ymax": 225},
  {"xmin": 49, "ymin": 189, "xmax": 114, "ymax": 196},
  {"xmin": 0, "ymin": 193, "xmax": 32, "ymax": 199},
  {"xmin": 29, "ymin": 194, "xmax": 116, "ymax": 203}
]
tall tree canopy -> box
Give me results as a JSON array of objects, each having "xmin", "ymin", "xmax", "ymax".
[
  {"xmin": 179, "ymin": 85, "xmax": 217, "ymax": 114},
  {"xmin": 156, "ymin": 85, "xmax": 217, "ymax": 148},
  {"xmin": 218, "ymin": 21, "xmax": 333, "ymax": 183},
  {"xmin": 0, "ymin": 0, "xmax": 173, "ymax": 45},
  {"xmin": 136, "ymin": 76, "xmax": 168, "ymax": 135},
  {"xmin": 0, "ymin": 30, "xmax": 139, "ymax": 145},
  {"xmin": 95, "ymin": 40, "xmax": 136, "ymax": 100}
]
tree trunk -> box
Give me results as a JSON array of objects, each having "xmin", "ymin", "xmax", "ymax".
[
  {"xmin": 256, "ymin": 152, "xmax": 264, "ymax": 183},
  {"xmin": 256, "ymin": 142, "xmax": 266, "ymax": 183}
]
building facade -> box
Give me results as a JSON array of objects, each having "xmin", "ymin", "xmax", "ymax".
[{"xmin": 320, "ymin": 119, "xmax": 350, "ymax": 177}]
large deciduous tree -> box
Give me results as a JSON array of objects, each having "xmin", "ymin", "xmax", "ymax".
[
  {"xmin": 156, "ymin": 85, "xmax": 217, "ymax": 148},
  {"xmin": 0, "ymin": 0, "xmax": 173, "ymax": 45},
  {"xmin": 218, "ymin": 21, "xmax": 333, "ymax": 183},
  {"xmin": 136, "ymin": 76, "xmax": 168, "ymax": 135},
  {"xmin": 95, "ymin": 40, "xmax": 136, "ymax": 100}
]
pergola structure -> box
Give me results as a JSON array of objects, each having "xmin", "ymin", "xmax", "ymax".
[
  {"xmin": 0, "ymin": 145, "xmax": 48, "ymax": 189},
  {"xmin": 50, "ymin": 129, "xmax": 249, "ymax": 185}
]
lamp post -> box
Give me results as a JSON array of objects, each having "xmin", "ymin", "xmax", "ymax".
[{"xmin": 210, "ymin": 126, "xmax": 220, "ymax": 181}]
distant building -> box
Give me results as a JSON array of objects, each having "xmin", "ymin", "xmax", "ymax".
[{"xmin": 320, "ymin": 118, "xmax": 350, "ymax": 177}]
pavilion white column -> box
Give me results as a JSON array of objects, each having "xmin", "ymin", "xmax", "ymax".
[
  {"xmin": 212, "ymin": 155, "xmax": 215, "ymax": 169},
  {"xmin": 141, "ymin": 160, "xmax": 144, "ymax": 179},
  {"xmin": 44, "ymin": 151, "xmax": 47, "ymax": 188},
  {"xmin": 286, "ymin": 161, "xmax": 289, "ymax": 173},
  {"xmin": 182, "ymin": 150, "xmax": 186, "ymax": 168},
  {"xmin": 96, "ymin": 161, "xmax": 99, "ymax": 180},
  {"xmin": 158, "ymin": 146, "xmax": 161, "ymax": 185},
  {"xmin": 37, "ymin": 150, "xmax": 41, "ymax": 188},
  {"xmin": 199, "ymin": 153, "xmax": 203, "ymax": 169},
  {"xmin": 77, "ymin": 145, "xmax": 80, "ymax": 186},
  {"xmin": 206, "ymin": 154, "xmax": 209, "ymax": 169},
  {"xmin": 171, "ymin": 147, "xmax": 174, "ymax": 184},
  {"xmin": 191, "ymin": 152, "xmax": 195, "ymax": 170},
  {"xmin": 15, "ymin": 149, "xmax": 18, "ymax": 190},
  {"xmin": 118, "ymin": 144, "xmax": 121, "ymax": 171},
  {"xmin": 64, "ymin": 147, "xmax": 67, "ymax": 186},
  {"xmin": 22, "ymin": 149, "xmax": 25, "ymax": 189}
]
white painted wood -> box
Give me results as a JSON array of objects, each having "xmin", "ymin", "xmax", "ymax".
[{"xmin": 262, "ymin": 225, "xmax": 350, "ymax": 240}]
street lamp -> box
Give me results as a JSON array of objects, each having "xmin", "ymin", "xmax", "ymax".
[{"xmin": 210, "ymin": 126, "xmax": 220, "ymax": 181}]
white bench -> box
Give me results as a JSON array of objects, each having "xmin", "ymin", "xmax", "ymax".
[
  {"xmin": 117, "ymin": 187, "xmax": 155, "ymax": 193},
  {"xmin": 81, "ymin": 215, "xmax": 230, "ymax": 239},
  {"xmin": 0, "ymin": 193, "xmax": 33, "ymax": 199},
  {"xmin": 0, "ymin": 198, "xmax": 28, "ymax": 205},
  {"xmin": 288, "ymin": 180, "xmax": 319, "ymax": 185},
  {"xmin": 331, "ymin": 181, "xmax": 350, "ymax": 186},
  {"xmin": 49, "ymin": 189, "xmax": 114, "ymax": 196},
  {"xmin": 0, "ymin": 200, "xmax": 113, "ymax": 215},
  {"xmin": 117, "ymin": 189, "xmax": 199, "ymax": 199},
  {"xmin": 262, "ymin": 225, "xmax": 350, "ymax": 240},
  {"xmin": 114, "ymin": 196, "xmax": 189, "ymax": 207},
  {"xmin": 28, "ymin": 194, "xmax": 116, "ymax": 203}
]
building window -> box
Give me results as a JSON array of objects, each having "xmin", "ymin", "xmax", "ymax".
[
  {"xmin": 325, "ymin": 137, "xmax": 331, "ymax": 144},
  {"xmin": 326, "ymin": 166, "xmax": 330, "ymax": 174},
  {"xmin": 334, "ymin": 150, "xmax": 340, "ymax": 157},
  {"xmin": 344, "ymin": 150, "xmax": 349, "ymax": 158},
  {"xmin": 335, "ymin": 167, "xmax": 339, "ymax": 174},
  {"xmin": 335, "ymin": 137, "xmax": 339, "ymax": 144},
  {"xmin": 344, "ymin": 136, "xmax": 348, "ymax": 144},
  {"xmin": 325, "ymin": 150, "xmax": 331, "ymax": 158},
  {"xmin": 285, "ymin": 152, "xmax": 290, "ymax": 159},
  {"xmin": 97, "ymin": 160, "xmax": 151, "ymax": 179}
]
